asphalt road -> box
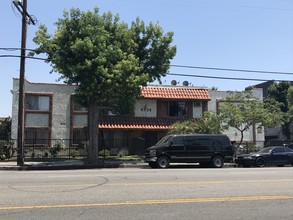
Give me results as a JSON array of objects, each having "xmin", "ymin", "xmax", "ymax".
[{"xmin": 0, "ymin": 166, "xmax": 293, "ymax": 220}]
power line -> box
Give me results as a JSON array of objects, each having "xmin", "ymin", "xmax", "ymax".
[
  {"xmin": 1, "ymin": 48, "xmax": 292, "ymax": 76},
  {"xmin": 0, "ymin": 47, "xmax": 35, "ymax": 52},
  {"xmin": 170, "ymin": 64, "xmax": 293, "ymax": 75},
  {"xmin": 0, "ymin": 55, "xmax": 47, "ymax": 61},
  {"xmin": 167, "ymin": 73, "xmax": 291, "ymax": 82},
  {"xmin": 1, "ymin": 55, "xmax": 292, "ymax": 82}
]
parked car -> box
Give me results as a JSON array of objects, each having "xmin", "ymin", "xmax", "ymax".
[
  {"xmin": 144, "ymin": 134, "xmax": 234, "ymax": 168},
  {"xmin": 235, "ymin": 146, "xmax": 293, "ymax": 167},
  {"xmin": 264, "ymin": 139, "xmax": 293, "ymax": 149}
]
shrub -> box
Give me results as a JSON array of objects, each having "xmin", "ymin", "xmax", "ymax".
[
  {"xmin": 99, "ymin": 149, "xmax": 110, "ymax": 157},
  {"xmin": 50, "ymin": 142, "xmax": 62, "ymax": 158},
  {"xmin": 118, "ymin": 148, "xmax": 129, "ymax": 157}
]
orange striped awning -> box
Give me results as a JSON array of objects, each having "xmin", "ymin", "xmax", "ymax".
[{"xmin": 99, "ymin": 116, "xmax": 188, "ymax": 130}]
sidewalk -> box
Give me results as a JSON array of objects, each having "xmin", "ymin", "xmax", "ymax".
[
  {"xmin": 0, "ymin": 159, "xmax": 148, "ymax": 170},
  {"xmin": 0, "ymin": 160, "xmax": 236, "ymax": 170}
]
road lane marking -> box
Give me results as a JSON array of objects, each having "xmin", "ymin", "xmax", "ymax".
[
  {"xmin": 0, "ymin": 184, "xmax": 98, "ymax": 189},
  {"xmin": 0, "ymin": 179, "xmax": 292, "ymax": 189},
  {"xmin": 0, "ymin": 195, "xmax": 293, "ymax": 211},
  {"xmin": 112, "ymin": 179, "xmax": 293, "ymax": 186}
]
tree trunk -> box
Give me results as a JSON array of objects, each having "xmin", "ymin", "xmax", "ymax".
[{"xmin": 87, "ymin": 97, "xmax": 99, "ymax": 164}]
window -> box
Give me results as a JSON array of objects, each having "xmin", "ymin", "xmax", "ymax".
[
  {"xmin": 26, "ymin": 95, "xmax": 50, "ymax": 111},
  {"xmin": 186, "ymin": 137, "xmax": 212, "ymax": 150},
  {"xmin": 71, "ymin": 96, "xmax": 87, "ymax": 112},
  {"xmin": 170, "ymin": 136, "xmax": 184, "ymax": 145},
  {"xmin": 25, "ymin": 94, "xmax": 52, "ymax": 143},
  {"xmin": 73, "ymin": 128, "xmax": 88, "ymax": 145},
  {"xmin": 272, "ymin": 148, "xmax": 285, "ymax": 153},
  {"xmin": 73, "ymin": 101, "xmax": 87, "ymax": 112},
  {"xmin": 24, "ymin": 128, "xmax": 49, "ymax": 146},
  {"xmin": 194, "ymin": 102, "xmax": 201, "ymax": 107},
  {"xmin": 169, "ymin": 101, "xmax": 187, "ymax": 116}
]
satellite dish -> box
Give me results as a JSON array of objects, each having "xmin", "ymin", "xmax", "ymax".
[
  {"xmin": 171, "ymin": 80, "xmax": 177, "ymax": 85},
  {"xmin": 183, "ymin": 81, "xmax": 189, "ymax": 86}
]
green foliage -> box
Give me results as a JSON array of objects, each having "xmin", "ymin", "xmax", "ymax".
[
  {"xmin": 267, "ymin": 81, "xmax": 290, "ymax": 112},
  {"xmin": 288, "ymin": 86, "xmax": 293, "ymax": 105},
  {"xmin": 31, "ymin": 7, "xmax": 176, "ymax": 115},
  {"xmin": 0, "ymin": 141, "xmax": 14, "ymax": 160},
  {"xmin": 49, "ymin": 141, "xmax": 63, "ymax": 158},
  {"xmin": 30, "ymin": 7, "xmax": 176, "ymax": 163},
  {"xmin": 266, "ymin": 82, "xmax": 292, "ymax": 138},
  {"xmin": 99, "ymin": 149, "xmax": 110, "ymax": 157},
  {"xmin": 219, "ymin": 91, "xmax": 286, "ymax": 144},
  {"xmin": 117, "ymin": 148, "xmax": 129, "ymax": 157},
  {"xmin": 168, "ymin": 112, "xmax": 223, "ymax": 134},
  {"xmin": 44, "ymin": 152, "xmax": 49, "ymax": 158},
  {"xmin": 0, "ymin": 117, "xmax": 11, "ymax": 141},
  {"xmin": 287, "ymin": 86, "xmax": 293, "ymax": 117},
  {"xmin": 70, "ymin": 150, "xmax": 78, "ymax": 158},
  {"xmin": 0, "ymin": 153, "xmax": 5, "ymax": 160}
]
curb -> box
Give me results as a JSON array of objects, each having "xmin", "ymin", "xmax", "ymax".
[
  {"xmin": 0, "ymin": 162, "xmax": 236, "ymax": 170},
  {"xmin": 0, "ymin": 161, "xmax": 148, "ymax": 171}
]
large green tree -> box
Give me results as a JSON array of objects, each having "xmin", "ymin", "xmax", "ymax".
[
  {"xmin": 287, "ymin": 86, "xmax": 293, "ymax": 118},
  {"xmin": 266, "ymin": 81, "xmax": 292, "ymax": 138},
  {"xmin": 219, "ymin": 91, "xmax": 286, "ymax": 146},
  {"xmin": 31, "ymin": 8, "xmax": 176, "ymax": 163}
]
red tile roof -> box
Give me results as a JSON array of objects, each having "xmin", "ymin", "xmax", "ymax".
[
  {"xmin": 141, "ymin": 86, "xmax": 211, "ymax": 100},
  {"xmin": 99, "ymin": 116, "xmax": 189, "ymax": 130}
]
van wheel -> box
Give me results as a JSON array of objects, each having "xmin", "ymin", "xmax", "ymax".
[
  {"xmin": 212, "ymin": 156, "xmax": 224, "ymax": 168},
  {"xmin": 148, "ymin": 162, "xmax": 157, "ymax": 168},
  {"xmin": 157, "ymin": 156, "xmax": 170, "ymax": 168}
]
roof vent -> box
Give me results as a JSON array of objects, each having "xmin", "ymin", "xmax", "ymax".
[
  {"xmin": 171, "ymin": 80, "xmax": 177, "ymax": 85},
  {"xmin": 183, "ymin": 81, "xmax": 189, "ymax": 86}
]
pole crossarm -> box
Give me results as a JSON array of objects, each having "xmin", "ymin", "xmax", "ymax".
[{"xmin": 12, "ymin": 0, "xmax": 36, "ymax": 25}]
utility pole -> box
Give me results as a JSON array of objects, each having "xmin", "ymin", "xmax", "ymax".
[{"xmin": 13, "ymin": 0, "xmax": 35, "ymax": 166}]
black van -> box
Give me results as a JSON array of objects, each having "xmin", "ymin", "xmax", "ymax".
[{"xmin": 144, "ymin": 134, "xmax": 234, "ymax": 168}]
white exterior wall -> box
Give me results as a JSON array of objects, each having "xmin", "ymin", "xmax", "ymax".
[
  {"xmin": 11, "ymin": 79, "xmax": 265, "ymax": 147},
  {"xmin": 134, "ymin": 100, "xmax": 157, "ymax": 117},
  {"xmin": 208, "ymin": 89, "xmax": 265, "ymax": 146},
  {"xmin": 11, "ymin": 79, "xmax": 77, "ymax": 140},
  {"xmin": 192, "ymin": 101, "xmax": 203, "ymax": 118}
]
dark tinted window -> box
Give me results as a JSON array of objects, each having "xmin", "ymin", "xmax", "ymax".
[
  {"xmin": 185, "ymin": 136, "xmax": 197, "ymax": 147},
  {"xmin": 272, "ymin": 148, "xmax": 285, "ymax": 153},
  {"xmin": 258, "ymin": 147, "xmax": 274, "ymax": 153},
  {"xmin": 171, "ymin": 136, "xmax": 185, "ymax": 145},
  {"xmin": 196, "ymin": 138, "xmax": 212, "ymax": 150},
  {"xmin": 170, "ymin": 136, "xmax": 185, "ymax": 150},
  {"xmin": 284, "ymin": 147, "xmax": 293, "ymax": 152},
  {"xmin": 156, "ymin": 135, "xmax": 172, "ymax": 145},
  {"xmin": 185, "ymin": 136, "xmax": 211, "ymax": 150}
]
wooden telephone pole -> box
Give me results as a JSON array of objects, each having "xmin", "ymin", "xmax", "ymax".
[{"xmin": 13, "ymin": 0, "xmax": 35, "ymax": 166}]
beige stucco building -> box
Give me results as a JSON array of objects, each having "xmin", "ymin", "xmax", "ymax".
[{"xmin": 11, "ymin": 79, "xmax": 264, "ymax": 155}]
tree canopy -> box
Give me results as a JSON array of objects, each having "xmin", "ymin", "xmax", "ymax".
[
  {"xmin": 265, "ymin": 82, "xmax": 292, "ymax": 138},
  {"xmin": 219, "ymin": 91, "xmax": 286, "ymax": 145},
  {"xmin": 0, "ymin": 117, "xmax": 11, "ymax": 141},
  {"xmin": 31, "ymin": 7, "xmax": 176, "ymax": 115},
  {"xmin": 31, "ymin": 7, "xmax": 176, "ymax": 163},
  {"xmin": 287, "ymin": 86, "xmax": 293, "ymax": 125}
]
